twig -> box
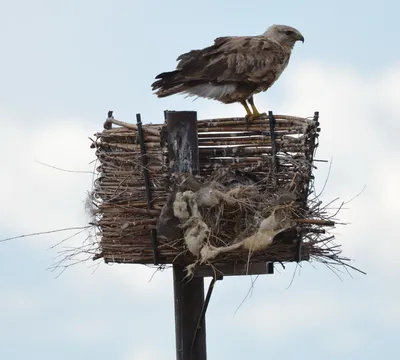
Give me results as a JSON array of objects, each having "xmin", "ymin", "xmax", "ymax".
[
  {"xmin": 35, "ymin": 160, "xmax": 95, "ymax": 174},
  {"xmin": 1, "ymin": 226, "xmax": 92, "ymax": 243}
]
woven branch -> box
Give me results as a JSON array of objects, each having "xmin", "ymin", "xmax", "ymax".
[{"xmin": 85, "ymin": 113, "xmax": 359, "ymax": 275}]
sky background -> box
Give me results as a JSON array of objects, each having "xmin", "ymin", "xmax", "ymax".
[{"xmin": 1, "ymin": 0, "xmax": 399, "ymax": 359}]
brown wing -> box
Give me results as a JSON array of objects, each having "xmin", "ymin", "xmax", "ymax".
[{"xmin": 175, "ymin": 36, "xmax": 289, "ymax": 85}]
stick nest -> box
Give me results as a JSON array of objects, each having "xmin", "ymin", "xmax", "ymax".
[{"xmin": 86, "ymin": 113, "xmax": 360, "ymax": 275}]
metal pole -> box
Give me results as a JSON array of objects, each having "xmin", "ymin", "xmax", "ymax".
[{"xmin": 165, "ymin": 111, "xmax": 206, "ymax": 360}]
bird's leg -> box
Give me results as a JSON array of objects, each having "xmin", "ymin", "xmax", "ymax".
[
  {"xmin": 240, "ymin": 100, "xmax": 253, "ymax": 118},
  {"xmin": 247, "ymin": 96, "xmax": 266, "ymax": 119}
]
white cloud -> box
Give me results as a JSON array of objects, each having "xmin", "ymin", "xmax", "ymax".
[
  {"xmin": 124, "ymin": 345, "xmax": 166, "ymax": 360},
  {"xmin": 0, "ymin": 287, "xmax": 45, "ymax": 318},
  {"xmin": 0, "ymin": 112, "xmax": 94, "ymax": 237}
]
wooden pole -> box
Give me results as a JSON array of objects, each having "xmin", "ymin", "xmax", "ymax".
[
  {"xmin": 166, "ymin": 110, "xmax": 200, "ymax": 175},
  {"xmin": 165, "ymin": 111, "xmax": 206, "ymax": 360},
  {"xmin": 173, "ymin": 266, "xmax": 206, "ymax": 360}
]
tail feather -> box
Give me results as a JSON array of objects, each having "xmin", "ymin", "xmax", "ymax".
[
  {"xmin": 153, "ymin": 83, "xmax": 189, "ymax": 98},
  {"xmin": 154, "ymin": 70, "xmax": 181, "ymax": 80},
  {"xmin": 152, "ymin": 69, "xmax": 191, "ymax": 97}
]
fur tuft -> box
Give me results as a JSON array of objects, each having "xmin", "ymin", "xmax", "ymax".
[{"xmin": 183, "ymin": 84, "xmax": 237, "ymax": 101}]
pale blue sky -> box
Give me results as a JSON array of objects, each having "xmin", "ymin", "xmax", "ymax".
[{"xmin": 1, "ymin": 1, "xmax": 399, "ymax": 359}]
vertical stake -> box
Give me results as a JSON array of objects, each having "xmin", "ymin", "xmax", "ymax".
[
  {"xmin": 165, "ymin": 111, "xmax": 206, "ymax": 360},
  {"xmin": 136, "ymin": 113, "xmax": 159, "ymax": 264}
]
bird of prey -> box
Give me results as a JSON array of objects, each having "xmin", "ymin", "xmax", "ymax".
[{"xmin": 151, "ymin": 24, "xmax": 304, "ymax": 122}]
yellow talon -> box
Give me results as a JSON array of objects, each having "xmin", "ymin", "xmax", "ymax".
[
  {"xmin": 245, "ymin": 114, "xmax": 256, "ymax": 123},
  {"xmin": 251, "ymin": 106, "xmax": 261, "ymax": 117},
  {"xmin": 241, "ymin": 98, "xmax": 267, "ymax": 124},
  {"xmin": 240, "ymin": 100, "xmax": 252, "ymax": 117},
  {"xmin": 247, "ymin": 96, "xmax": 266, "ymax": 120}
]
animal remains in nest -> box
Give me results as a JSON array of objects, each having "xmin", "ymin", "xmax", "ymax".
[{"xmin": 157, "ymin": 172, "xmax": 300, "ymax": 275}]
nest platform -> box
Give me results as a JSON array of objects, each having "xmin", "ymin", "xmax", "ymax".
[{"xmin": 89, "ymin": 112, "xmax": 347, "ymax": 272}]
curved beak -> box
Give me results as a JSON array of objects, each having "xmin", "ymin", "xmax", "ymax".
[{"xmin": 298, "ymin": 34, "xmax": 305, "ymax": 43}]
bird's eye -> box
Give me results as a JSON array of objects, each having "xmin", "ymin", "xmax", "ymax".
[{"xmin": 285, "ymin": 30, "xmax": 294, "ymax": 36}]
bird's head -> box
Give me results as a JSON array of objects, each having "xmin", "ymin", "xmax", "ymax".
[{"xmin": 263, "ymin": 25, "xmax": 304, "ymax": 48}]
